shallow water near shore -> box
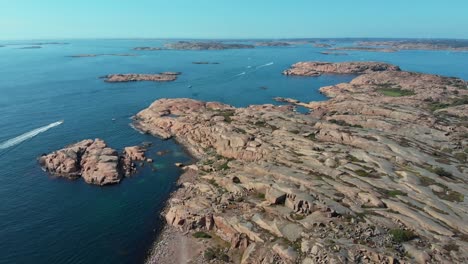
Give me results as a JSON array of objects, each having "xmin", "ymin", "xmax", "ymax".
[{"xmin": 0, "ymin": 39, "xmax": 467, "ymax": 264}]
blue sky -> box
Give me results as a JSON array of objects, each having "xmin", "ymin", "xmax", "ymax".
[{"xmin": 1, "ymin": 0, "xmax": 467, "ymax": 39}]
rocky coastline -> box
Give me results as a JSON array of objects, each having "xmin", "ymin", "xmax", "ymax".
[{"xmin": 139, "ymin": 61, "xmax": 467, "ymax": 263}]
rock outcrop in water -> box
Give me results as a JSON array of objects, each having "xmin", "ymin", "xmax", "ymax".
[
  {"xmin": 104, "ymin": 72, "xmax": 180, "ymax": 82},
  {"xmin": 283, "ymin": 61, "xmax": 401, "ymax": 76},
  {"xmin": 39, "ymin": 139, "xmax": 147, "ymax": 185},
  {"xmin": 165, "ymin": 41, "xmax": 255, "ymax": 50},
  {"xmin": 138, "ymin": 62, "xmax": 467, "ymax": 263}
]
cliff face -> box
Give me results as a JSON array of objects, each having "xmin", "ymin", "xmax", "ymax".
[{"xmin": 136, "ymin": 63, "xmax": 467, "ymax": 263}]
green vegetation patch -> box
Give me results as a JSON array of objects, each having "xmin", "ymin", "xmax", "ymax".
[
  {"xmin": 389, "ymin": 229, "xmax": 417, "ymax": 243},
  {"xmin": 204, "ymin": 247, "xmax": 229, "ymax": 262},
  {"xmin": 431, "ymin": 166, "xmax": 453, "ymax": 178},
  {"xmin": 354, "ymin": 169, "xmax": 370, "ymax": 177},
  {"xmin": 454, "ymin": 152, "xmax": 467, "ymax": 162},
  {"xmin": 329, "ymin": 119, "xmax": 363, "ymax": 128},
  {"xmin": 377, "ymin": 88, "xmax": 415, "ymax": 97},
  {"xmin": 385, "ymin": 190, "xmax": 407, "ymax": 197},
  {"xmin": 193, "ymin": 231, "xmax": 212, "ymax": 239},
  {"xmin": 210, "ymin": 109, "xmax": 235, "ymax": 123},
  {"xmin": 437, "ymin": 190, "xmax": 464, "ymax": 203}
]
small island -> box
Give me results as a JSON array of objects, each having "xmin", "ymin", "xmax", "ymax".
[
  {"xmin": 19, "ymin": 46, "xmax": 42, "ymax": 49},
  {"xmin": 164, "ymin": 41, "xmax": 255, "ymax": 50},
  {"xmin": 357, "ymin": 39, "xmax": 468, "ymax": 51},
  {"xmin": 313, "ymin": 43, "xmax": 333, "ymax": 48},
  {"xmin": 69, "ymin": 54, "xmax": 137, "ymax": 58},
  {"xmin": 133, "ymin": 47, "xmax": 165, "ymax": 51},
  {"xmin": 104, "ymin": 72, "xmax": 180, "ymax": 82},
  {"xmin": 39, "ymin": 139, "xmax": 147, "ymax": 185},
  {"xmin": 254, "ymin": 41, "xmax": 292, "ymax": 47}
]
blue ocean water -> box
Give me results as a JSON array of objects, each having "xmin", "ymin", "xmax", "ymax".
[{"xmin": 0, "ymin": 39, "xmax": 467, "ymax": 264}]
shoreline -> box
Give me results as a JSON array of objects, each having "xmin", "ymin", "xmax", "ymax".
[
  {"xmin": 144, "ymin": 169, "xmax": 206, "ymax": 264},
  {"xmin": 135, "ymin": 61, "xmax": 467, "ymax": 263}
]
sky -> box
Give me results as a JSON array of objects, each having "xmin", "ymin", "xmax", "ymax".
[{"xmin": 1, "ymin": 0, "xmax": 467, "ymax": 40}]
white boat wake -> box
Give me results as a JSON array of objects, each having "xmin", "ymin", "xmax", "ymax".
[
  {"xmin": 256, "ymin": 62, "xmax": 274, "ymax": 69},
  {"xmin": 234, "ymin": 71, "xmax": 246, "ymax": 77},
  {"xmin": 0, "ymin": 120, "xmax": 64, "ymax": 150}
]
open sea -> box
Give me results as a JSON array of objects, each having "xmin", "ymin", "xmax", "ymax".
[{"xmin": 0, "ymin": 39, "xmax": 467, "ymax": 264}]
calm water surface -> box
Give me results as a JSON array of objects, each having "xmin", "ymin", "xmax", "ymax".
[{"xmin": 0, "ymin": 39, "xmax": 467, "ymax": 264}]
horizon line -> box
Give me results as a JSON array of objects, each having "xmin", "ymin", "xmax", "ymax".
[{"xmin": 1, "ymin": 37, "xmax": 468, "ymax": 41}]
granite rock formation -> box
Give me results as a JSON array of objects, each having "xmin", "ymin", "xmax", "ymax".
[
  {"xmin": 137, "ymin": 62, "xmax": 467, "ymax": 263},
  {"xmin": 39, "ymin": 139, "xmax": 147, "ymax": 185}
]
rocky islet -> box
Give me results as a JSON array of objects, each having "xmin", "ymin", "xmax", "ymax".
[{"xmin": 39, "ymin": 139, "xmax": 148, "ymax": 185}]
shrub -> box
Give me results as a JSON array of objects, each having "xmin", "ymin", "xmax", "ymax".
[
  {"xmin": 389, "ymin": 229, "xmax": 417, "ymax": 243},
  {"xmin": 193, "ymin": 231, "xmax": 212, "ymax": 239}
]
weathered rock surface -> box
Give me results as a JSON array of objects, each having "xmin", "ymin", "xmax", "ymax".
[
  {"xmin": 165, "ymin": 41, "xmax": 255, "ymax": 50},
  {"xmin": 137, "ymin": 62, "xmax": 467, "ymax": 263},
  {"xmin": 283, "ymin": 61, "xmax": 400, "ymax": 76},
  {"xmin": 121, "ymin": 146, "xmax": 146, "ymax": 176},
  {"xmin": 104, "ymin": 72, "xmax": 179, "ymax": 82},
  {"xmin": 39, "ymin": 139, "xmax": 147, "ymax": 185}
]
